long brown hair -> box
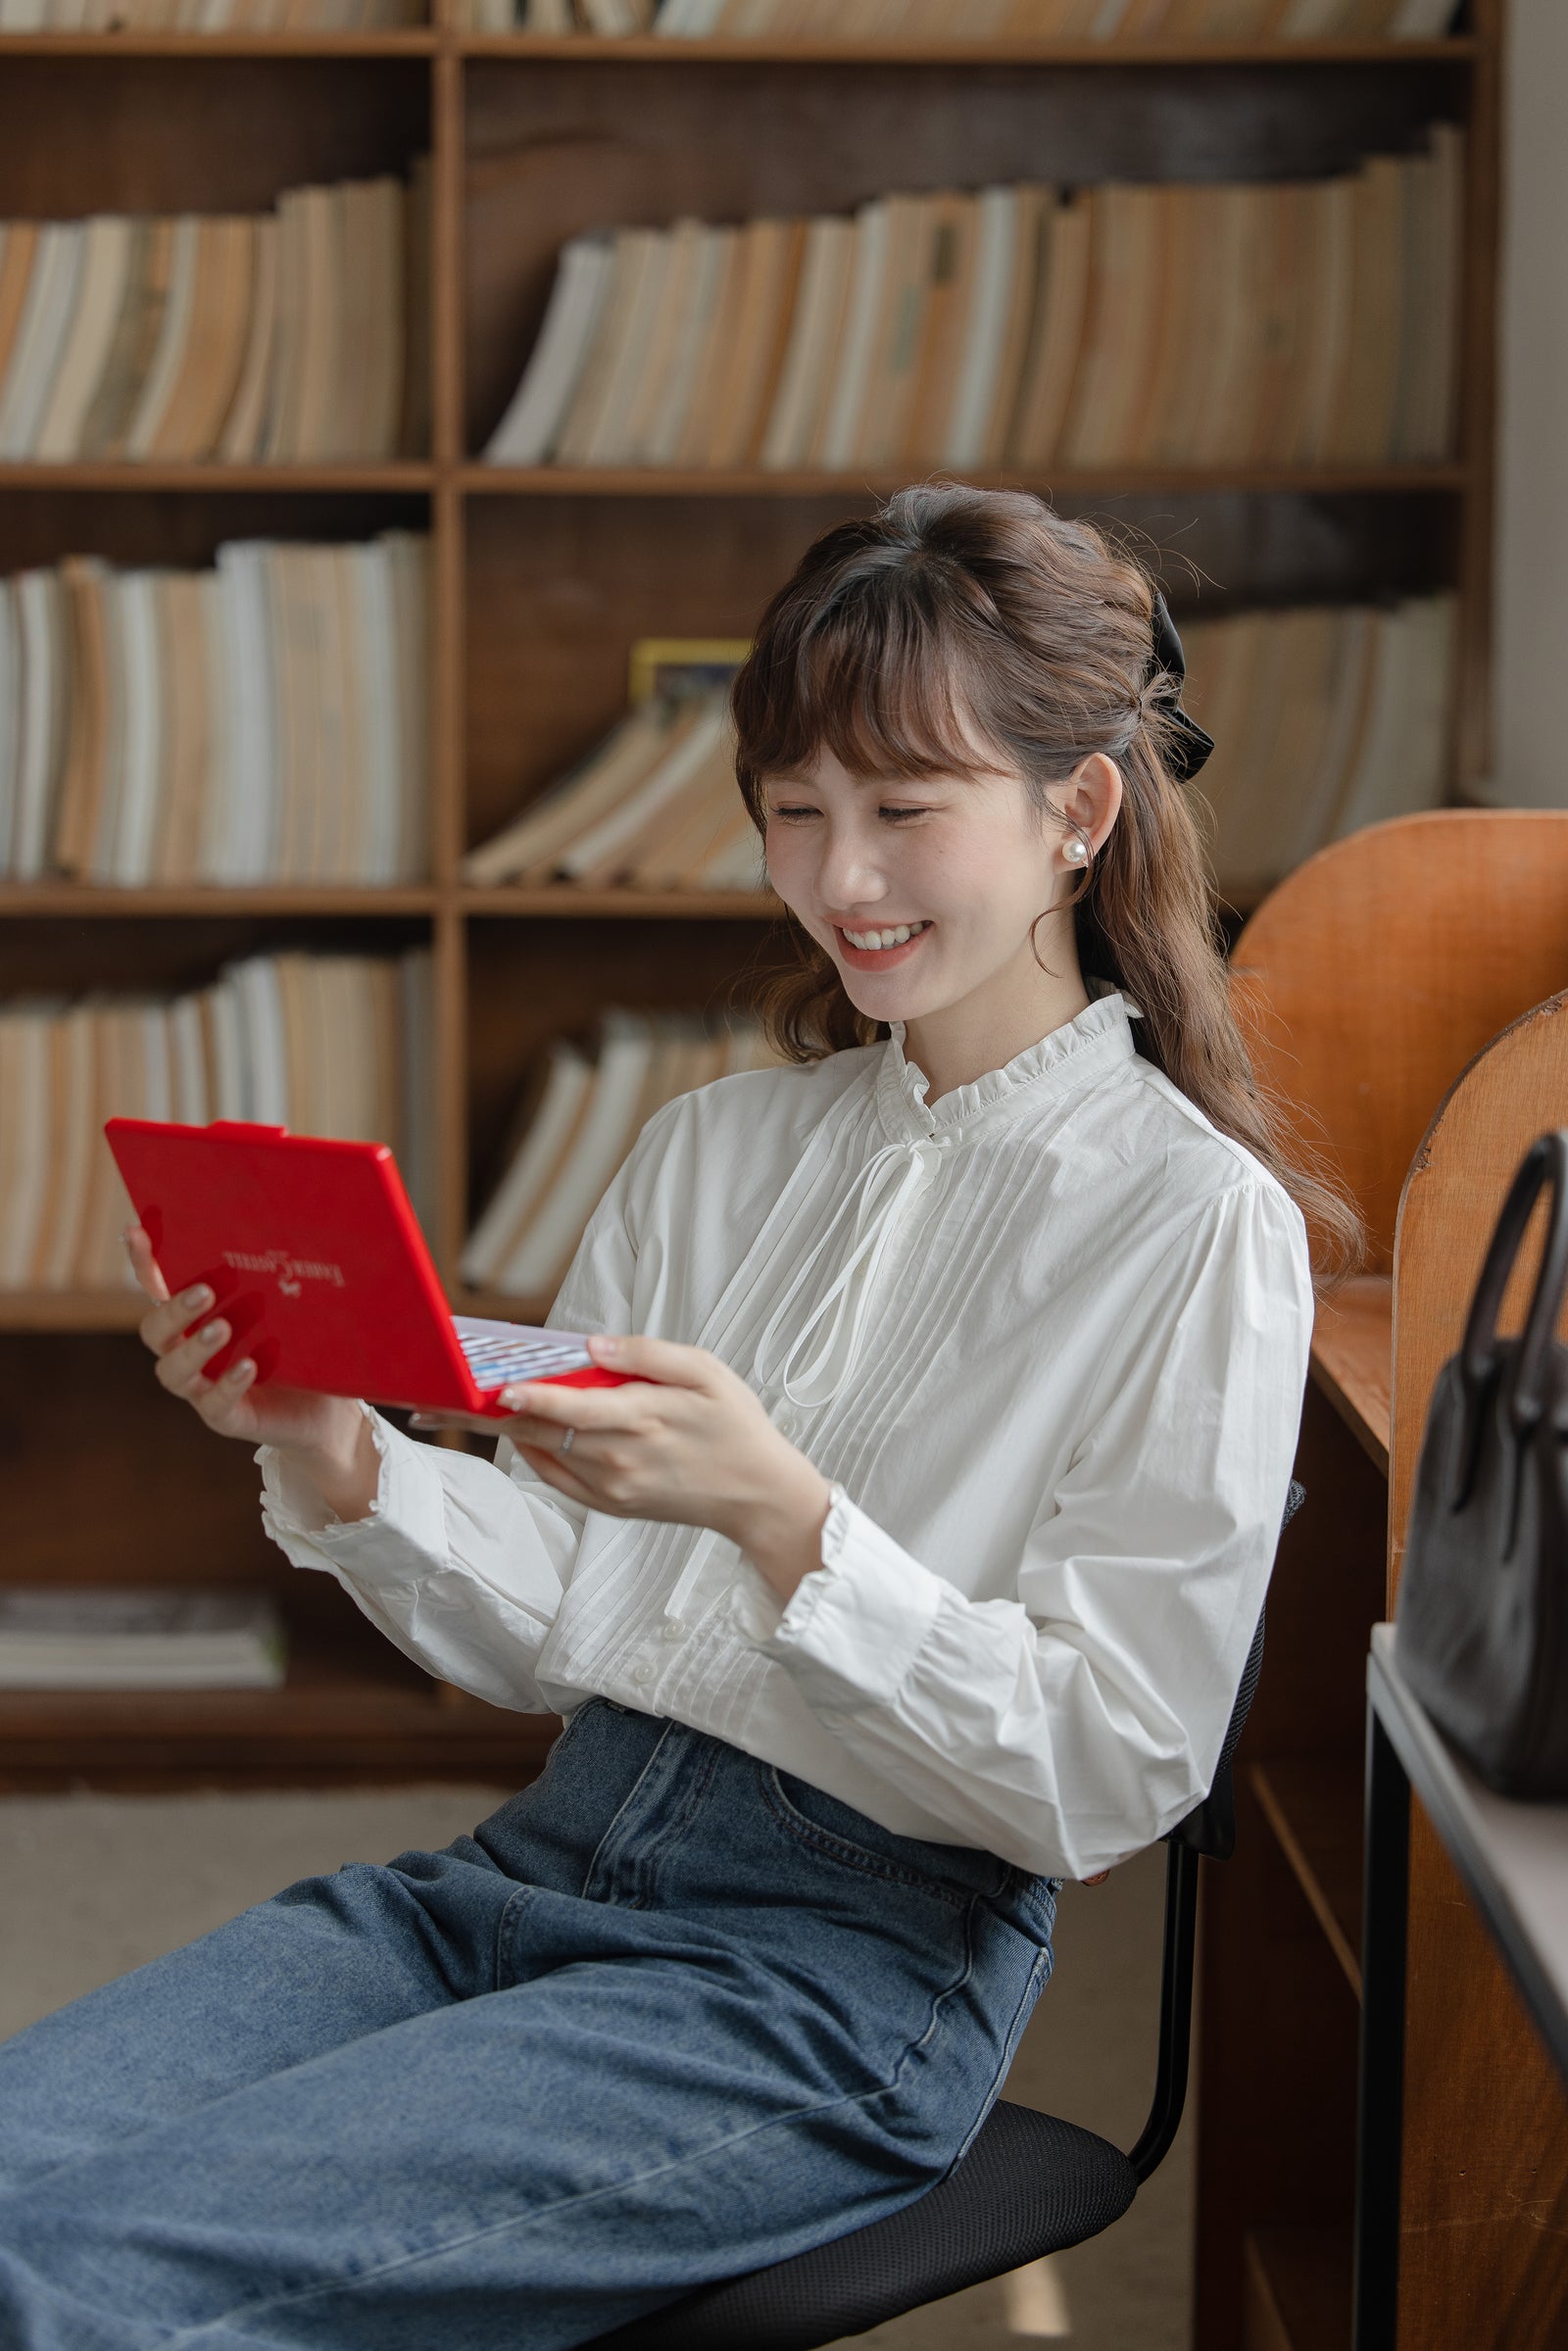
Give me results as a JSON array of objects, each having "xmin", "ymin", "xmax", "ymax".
[{"xmin": 729, "ymin": 481, "xmax": 1364, "ymax": 1283}]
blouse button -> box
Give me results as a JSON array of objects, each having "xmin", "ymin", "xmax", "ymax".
[
  {"xmin": 661, "ymin": 1618, "xmax": 685, "ymax": 1641},
  {"xmin": 631, "ymin": 1660, "xmax": 655, "ymax": 1687}
]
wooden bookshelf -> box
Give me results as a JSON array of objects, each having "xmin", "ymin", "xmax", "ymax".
[{"xmin": 0, "ymin": 4, "xmax": 1498, "ymax": 1871}]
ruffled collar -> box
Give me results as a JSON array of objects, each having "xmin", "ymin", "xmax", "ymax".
[{"xmin": 875, "ymin": 978, "xmax": 1143, "ymax": 1145}]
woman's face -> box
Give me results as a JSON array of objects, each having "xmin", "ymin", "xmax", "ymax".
[{"xmin": 760, "ymin": 743, "xmax": 1078, "ymax": 1028}]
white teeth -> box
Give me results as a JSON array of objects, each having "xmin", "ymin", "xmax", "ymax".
[{"xmin": 844, "ymin": 920, "xmax": 929, "ymax": 951}]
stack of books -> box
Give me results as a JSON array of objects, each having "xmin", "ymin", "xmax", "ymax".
[
  {"xmin": 1185, "ymin": 593, "xmax": 1456, "ymax": 897},
  {"xmin": 460, "ymin": 594, "xmax": 1456, "ymax": 900},
  {"xmin": 0, "ymin": 171, "xmax": 426, "ymax": 465},
  {"xmin": 483, "ymin": 136, "xmax": 1460, "ymax": 471},
  {"xmin": 463, "ymin": 687, "xmax": 761, "ymax": 891},
  {"xmin": 0, "ymin": 1589, "xmax": 286, "ymax": 1691},
  {"xmin": 0, "ymin": 947, "xmax": 434, "ymax": 1290},
  {"xmin": 0, "ymin": 532, "xmax": 430, "ymax": 887},
  {"xmin": 479, "ymin": 0, "xmax": 1458, "ymax": 36},
  {"xmin": 463, "ymin": 1006, "xmax": 785, "ymax": 1298}
]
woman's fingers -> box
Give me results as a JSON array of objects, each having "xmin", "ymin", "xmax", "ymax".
[
  {"xmin": 127, "ymin": 1232, "xmax": 222, "ymax": 1362},
  {"xmin": 126, "ymin": 1222, "xmax": 203, "ymax": 1358},
  {"xmin": 138, "ymin": 1280, "xmax": 217, "ymax": 1359},
  {"xmin": 153, "ymin": 1314, "xmax": 238, "ymax": 1400},
  {"xmin": 193, "ymin": 1353, "xmax": 261, "ymax": 1433},
  {"xmin": 123, "ymin": 1223, "xmax": 171, "ymax": 1304}
]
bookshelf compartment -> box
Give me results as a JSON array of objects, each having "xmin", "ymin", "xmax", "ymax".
[
  {"xmin": 462, "ymin": 56, "xmax": 1472, "ymax": 460},
  {"xmin": 464, "ymin": 490, "xmax": 861, "ymax": 848},
  {"xmin": 0, "ymin": 507, "xmax": 437, "ymax": 895},
  {"xmin": 463, "ymin": 911, "xmax": 779, "ymax": 1225},
  {"xmin": 0, "ymin": 1542, "xmax": 554, "ymax": 1796}
]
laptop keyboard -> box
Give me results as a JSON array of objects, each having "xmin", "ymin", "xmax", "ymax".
[{"xmin": 452, "ymin": 1317, "xmax": 595, "ymax": 1387}]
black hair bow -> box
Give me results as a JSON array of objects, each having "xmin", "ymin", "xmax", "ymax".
[{"xmin": 1149, "ymin": 589, "xmax": 1215, "ymax": 784}]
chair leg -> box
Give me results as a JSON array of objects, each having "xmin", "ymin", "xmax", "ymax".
[{"xmin": 1128, "ymin": 1841, "xmax": 1200, "ymax": 2185}]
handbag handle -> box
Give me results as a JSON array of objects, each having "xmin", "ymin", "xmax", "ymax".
[{"xmin": 1450, "ymin": 1132, "xmax": 1568, "ymax": 1507}]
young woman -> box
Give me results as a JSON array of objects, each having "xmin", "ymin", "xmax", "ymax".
[{"xmin": 0, "ymin": 484, "xmax": 1351, "ymax": 2351}]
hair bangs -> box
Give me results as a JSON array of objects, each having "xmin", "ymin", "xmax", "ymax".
[{"xmin": 733, "ymin": 567, "xmax": 1004, "ymax": 800}]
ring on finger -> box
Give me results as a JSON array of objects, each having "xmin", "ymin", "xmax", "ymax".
[{"xmin": 560, "ymin": 1426, "xmax": 575, "ymax": 1456}]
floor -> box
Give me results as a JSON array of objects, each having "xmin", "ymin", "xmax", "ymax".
[{"xmin": 0, "ymin": 1784, "xmax": 1191, "ymax": 2348}]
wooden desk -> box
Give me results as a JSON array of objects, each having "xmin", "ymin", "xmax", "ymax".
[{"xmin": 1355, "ymin": 1625, "xmax": 1568, "ymax": 2350}]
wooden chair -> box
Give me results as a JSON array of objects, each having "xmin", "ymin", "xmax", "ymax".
[{"xmin": 1197, "ymin": 808, "xmax": 1568, "ymax": 2349}]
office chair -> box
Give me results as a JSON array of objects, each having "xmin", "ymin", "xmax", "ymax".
[{"xmin": 592, "ymin": 1478, "xmax": 1305, "ymax": 2351}]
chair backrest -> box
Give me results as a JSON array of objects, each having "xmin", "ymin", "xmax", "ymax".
[
  {"xmin": 1127, "ymin": 1478, "xmax": 1305, "ymax": 2184},
  {"xmin": 1167, "ymin": 1477, "xmax": 1304, "ymax": 1862},
  {"xmin": 1230, "ymin": 808, "xmax": 1568, "ymax": 1270},
  {"xmin": 1390, "ymin": 992, "xmax": 1568, "ymax": 1601}
]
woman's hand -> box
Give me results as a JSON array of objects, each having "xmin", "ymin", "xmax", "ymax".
[
  {"xmin": 125, "ymin": 1226, "xmax": 374, "ymax": 1506},
  {"xmin": 413, "ymin": 1332, "xmax": 835, "ymax": 1601}
]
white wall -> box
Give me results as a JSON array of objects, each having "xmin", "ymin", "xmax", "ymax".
[{"xmin": 1491, "ymin": 0, "xmax": 1568, "ymax": 806}]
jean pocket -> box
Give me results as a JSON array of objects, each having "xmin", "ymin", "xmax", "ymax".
[{"xmin": 761, "ymin": 1765, "xmax": 1011, "ymax": 1906}]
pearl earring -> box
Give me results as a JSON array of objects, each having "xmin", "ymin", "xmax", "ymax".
[{"xmin": 1063, "ymin": 838, "xmax": 1090, "ymax": 866}]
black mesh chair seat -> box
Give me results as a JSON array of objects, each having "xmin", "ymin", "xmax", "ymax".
[
  {"xmin": 592, "ymin": 1479, "xmax": 1304, "ymax": 2350},
  {"xmin": 593, "ymin": 2104, "xmax": 1135, "ymax": 2351}
]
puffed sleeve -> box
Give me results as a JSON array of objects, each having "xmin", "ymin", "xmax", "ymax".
[
  {"xmin": 255, "ymin": 1097, "xmax": 682, "ymax": 1712},
  {"xmin": 751, "ymin": 1177, "xmax": 1314, "ymax": 1880}
]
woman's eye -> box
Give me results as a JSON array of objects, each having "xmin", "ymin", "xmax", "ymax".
[{"xmin": 766, "ymin": 807, "xmax": 930, "ymax": 823}]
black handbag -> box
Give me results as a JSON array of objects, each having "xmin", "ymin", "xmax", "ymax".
[{"xmin": 1395, "ymin": 1129, "xmax": 1568, "ymax": 1797}]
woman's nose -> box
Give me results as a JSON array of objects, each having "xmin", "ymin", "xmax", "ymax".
[{"xmin": 815, "ymin": 828, "xmax": 889, "ymax": 904}]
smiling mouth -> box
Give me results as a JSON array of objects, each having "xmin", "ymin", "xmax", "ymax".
[{"xmin": 838, "ymin": 919, "xmax": 933, "ymax": 951}]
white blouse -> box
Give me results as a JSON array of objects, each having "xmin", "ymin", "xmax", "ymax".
[{"xmin": 258, "ymin": 984, "xmax": 1315, "ymax": 1881}]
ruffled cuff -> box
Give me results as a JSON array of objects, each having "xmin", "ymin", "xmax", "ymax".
[
  {"xmin": 754, "ymin": 1486, "xmax": 947, "ymax": 1713},
  {"xmin": 257, "ymin": 1406, "xmax": 451, "ymax": 1584}
]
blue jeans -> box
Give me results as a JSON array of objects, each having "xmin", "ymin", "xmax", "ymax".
[{"xmin": 0, "ymin": 1698, "xmax": 1059, "ymax": 2350}]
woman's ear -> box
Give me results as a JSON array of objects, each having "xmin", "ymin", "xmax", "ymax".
[{"xmin": 1054, "ymin": 753, "xmax": 1123, "ymax": 857}]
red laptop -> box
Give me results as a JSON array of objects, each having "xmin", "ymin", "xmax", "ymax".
[{"xmin": 105, "ymin": 1118, "xmax": 643, "ymax": 1418}]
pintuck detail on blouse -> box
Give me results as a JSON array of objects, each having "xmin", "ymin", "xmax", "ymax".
[{"xmin": 257, "ymin": 985, "xmax": 1316, "ymax": 1883}]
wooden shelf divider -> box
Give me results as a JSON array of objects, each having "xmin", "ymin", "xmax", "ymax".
[
  {"xmin": 0, "ymin": 463, "xmax": 438, "ymax": 492},
  {"xmin": 1250, "ymin": 1757, "xmax": 1367, "ymax": 2001},
  {"xmin": 459, "ymin": 463, "xmax": 1473, "ymax": 499},
  {"xmin": 459, "ymin": 32, "xmax": 1478, "ymax": 64},
  {"xmin": 0, "ymin": 28, "xmax": 1479, "ymax": 62}
]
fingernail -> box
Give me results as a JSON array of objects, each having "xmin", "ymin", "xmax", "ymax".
[
  {"xmin": 499, "ymin": 1385, "xmax": 530, "ymax": 1409},
  {"xmin": 410, "ymin": 1413, "xmax": 432, "ymax": 1427},
  {"xmin": 590, "ymin": 1334, "xmax": 620, "ymax": 1356},
  {"xmin": 199, "ymin": 1320, "xmax": 226, "ymax": 1344},
  {"xmin": 182, "ymin": 1285, "xmax": 213, "ymax": 1311},
  {"xmin": 227, "ymin": 1358, "xmax": 255, "ymax": 1383}
]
